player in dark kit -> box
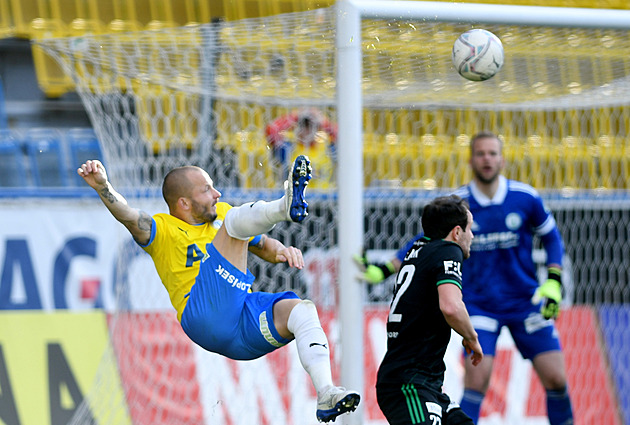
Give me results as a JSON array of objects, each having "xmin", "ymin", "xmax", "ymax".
[{"xmin": 376, "ymin": 195, "xmax": 483, "ymax": 425}]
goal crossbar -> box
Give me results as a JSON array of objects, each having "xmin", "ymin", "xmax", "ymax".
[{"xmin": 348, "ymin": 0, "xmax": 630, "ymax": 29}]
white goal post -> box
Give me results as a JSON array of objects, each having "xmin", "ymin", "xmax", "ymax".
[{"xmin": 335, "ymin": 2, "xmax": 630, "ymax": 424}]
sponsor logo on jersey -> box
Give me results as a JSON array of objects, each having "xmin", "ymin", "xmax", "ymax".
[
  {"xmin": 215, "ymin": 264, "xmax": 251, "ymax": 291},
  {"xmin": 505, "ymin": 212, "xmax": 522, "ymax": 230},
  {"xmin": 471, "ymin": 231, "xmax": 519, "ymax": 251},
  {"xmin": 403, "ymin": 246, "xmax": 421, "ymax": 261},
  {"xmin": 443, "ymin": 260, "xmax": 462, "ymax": 279}
]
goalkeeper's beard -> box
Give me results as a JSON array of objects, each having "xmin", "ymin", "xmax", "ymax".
[{"xmin": 472, "ymin": 167, "xmax": 500, "ymax": 185}]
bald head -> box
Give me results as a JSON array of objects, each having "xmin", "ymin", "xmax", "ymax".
[{"xmin": 162, "ymin": 166, "xmax": 200, "ymax": 210}]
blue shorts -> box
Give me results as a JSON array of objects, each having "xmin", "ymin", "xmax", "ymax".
[
  {"xmin": 180, "ymin": 244, "xmax": 299, "ymax": 360},
  {"xmin": 465, "ymin": 302, "xmax": 561, "ymax": 359}
]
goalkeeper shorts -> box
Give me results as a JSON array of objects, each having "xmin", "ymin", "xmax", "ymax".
[
  {"xmin": 466, "ymin": 302, "xmax": 561, "ymax": 359},
  {"xmin": 181, "ymin": 243, "xmax": 299, "ymax": 360}
]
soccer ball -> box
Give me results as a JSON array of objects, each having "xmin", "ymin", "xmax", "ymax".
[{"xmin": 452, "ymin": 29, "xmax": 504, "ymax": 81}]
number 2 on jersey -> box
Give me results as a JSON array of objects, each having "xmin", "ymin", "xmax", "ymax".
[{"xmin": 388, "ymin": 264, "xmax": 415, "ymax": 323}]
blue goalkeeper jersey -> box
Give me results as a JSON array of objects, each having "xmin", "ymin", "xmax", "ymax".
[
  {"xmin": 452, "ymin": 176, "xmax": 563, "ymax": 313},
  {"xmin": 394, "ymin": 177, "xmax": 563, "ymax": 313}
]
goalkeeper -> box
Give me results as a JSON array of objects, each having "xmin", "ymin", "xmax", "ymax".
[{"xmin": 358, "ymin": 131, "xmax": 573, "ymax": 425}]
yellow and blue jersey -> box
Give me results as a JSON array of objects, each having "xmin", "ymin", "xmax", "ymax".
[
  {"xmin": 139, "ymin": 202, "xmax": 259, "ymax": 321},
  {"xmin": 138, "ymin": 201, "xmax": 298, "ymax": 360}
]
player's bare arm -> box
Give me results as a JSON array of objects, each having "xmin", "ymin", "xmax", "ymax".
[
  {"xmin": 248, "ymin": 234, "xmax": 304, "ymax": 269},
  {"xmin": 438, "ymin": 283, "xmax": 483, "ymax": 366},
  {"xmin": 77, "ymin": 159, "xmax": 152, "ymax": 245}
]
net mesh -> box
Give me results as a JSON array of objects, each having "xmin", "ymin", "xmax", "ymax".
[
  {"xmin": 37, "ymin": 8, "xmax": 630, "ymax": 191},
  {"xmin": 34, "ymin": 6, "xmax": 630, "ymax": 424}
]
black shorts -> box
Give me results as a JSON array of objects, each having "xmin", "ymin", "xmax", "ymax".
[{"xmin": 376, "ymin": 383, "xmax": 474, "ymax": 425}]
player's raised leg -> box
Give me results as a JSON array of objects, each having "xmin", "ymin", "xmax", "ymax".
[
  {"xmin": 286, "ymin": 154, "xmax": 312, "ymax": 222},
  {"xmin": 223, "ymin": 155, "xmax": 312, "ymax": 241},
  {"xmin": 274, "ymin": 298, "xmax": 361, "ymax": 423},
  {"xmin": 221, "ymin": 155, "xmax": 360, "ymax": 422},
  {"xmin": 316, "ymin": 385, "xmax": 361, "ymax": 423}
]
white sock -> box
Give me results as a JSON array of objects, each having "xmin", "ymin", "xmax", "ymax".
[
  {"xmin": 287, "ymin": 300, "xmax": 333, "ymax": 394},
  {"xmin": 223, "ymin": 199, "xmax": 287, "ymax": 240}
]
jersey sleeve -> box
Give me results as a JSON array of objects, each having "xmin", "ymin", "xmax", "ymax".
[
  {"xmin": 138, "ymin": 214, "xmax": 169, "ymax": 256},
  {"xmin": 528, "ymin": 192, "xmax": 564, "ymax": 265},
  {"xmin": 528, "ymin": 190, "xmax": 556, "ymax": 237},
  {"xmin": 249, "ymin": 234, "xmax": 262, "ymax": 247},
  {"xmin": 434, "ymin": 243, "xmax": 464, "ymax": 290},
  {"xmin": 136, "ymin": 217, "xmax": 157, "ymax": 249}
]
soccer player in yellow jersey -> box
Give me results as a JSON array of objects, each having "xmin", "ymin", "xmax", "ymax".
[{"xmin": 78, "ymin": 155, "xmax": 360, "ymax": 423}]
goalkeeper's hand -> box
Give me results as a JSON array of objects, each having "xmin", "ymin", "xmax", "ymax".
[
  {"xmin": 532, "ymin": 268, "xmax": 562, "ymax": 320},
  {"xmin": 353, "ymin": 252, "xmax": 396, "ymax": 284}
]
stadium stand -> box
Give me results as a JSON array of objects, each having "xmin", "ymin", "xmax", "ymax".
[
  {"xmin": 95, "ymin": 1, "xmax": 116, "ymax": 26},
  {"xmin": 5, "ymin": 0, "xmax": 629, "ymax": 42},
  {"xmin": 0, "ymin": 0, "xmax": 13, "ymax": 38},
  {"xmin": 23, "ymin": 127, "xmax": 70, "ymax": 187},
  {"xmin": 267, "ymin": 0, "xmax": 299, "ymax": 15},
  {"xmin": 3, "ymin": 0, "xmax": 630, "ymax": 191},
  {"xmin": 182, "ymin": 0, "xmax": 218, "ymax": 25},
  {"xmin": 0, "ymin": 127, "xmax": 104, "ymax": 189},
  {"xmin": 68, "ymin": 16, "xmax": 106, "ymax": 36},
  {"xmin": 596, "ymin": 135, "xmax": 630, "ymax": 190},
  {"xmin": 29, "ymin": 18, "xmax": 74, "ymax": 98},
  {"xmin": 10, "ymin": 0, "xmax": 42, "ymax": 38},
  {"xmin": 0, "ymin": 77, "xmax": 6, "ymax": 129},
  {"xmin": 133, "ymin": 0, "xmax": 158, "ymax": 27},
  {"xmin": 103, "ymin": 0, "xmax": 143, "ymax": 32},
  {"xmin": 0, "ymin": 129, "xmax": 28, "ymax": 187},
  {"xmin": 65, "ymin": 127, "xmax": 104, "ymax": 186},
  {"xmin": 0, "ymin": 123, "xmax": 621, "ymax": 191}
]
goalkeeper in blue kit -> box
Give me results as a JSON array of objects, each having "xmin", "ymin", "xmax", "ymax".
[{"xmin": 358, "ymin": 132, "xmax": 573, "ymax": 425}]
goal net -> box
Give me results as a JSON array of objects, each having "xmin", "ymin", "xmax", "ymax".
[{"xmin": 36, "ymin": 3, "xmax": 630, "ymax": 424}]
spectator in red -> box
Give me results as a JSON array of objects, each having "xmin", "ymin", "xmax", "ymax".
[{"xmin": 266, "ymin": 108, "xmax": 337, "ymax": 188}]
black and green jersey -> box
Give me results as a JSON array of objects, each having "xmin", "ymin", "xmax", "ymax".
[{"xmin": 376, "ymin": 237, "xmax": 464, "ymax": 387}]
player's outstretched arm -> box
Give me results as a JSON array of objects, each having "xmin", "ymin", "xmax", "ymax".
[
  {"xmin": 353, "ymin": 252, "xmax": 400, "ymax": 284},
  {"xmin": 438, "ymin": 283, "xmax": 483, "ymax": 366},
  {"xmin": 77, "ymin": 160, "xmax": 152, "ymax": 245},
  {"xmin": 248, "ymin": 234, "xmax": 304, "ymax": 269}
]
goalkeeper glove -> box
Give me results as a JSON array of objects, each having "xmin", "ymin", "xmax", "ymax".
[
  {"xmin": 532, "ymin": 267, "xmax": 562, "ymax": 320},
  {"xmin": 353, "ymin": 252, "xmax": 396, "ymax": 284}
]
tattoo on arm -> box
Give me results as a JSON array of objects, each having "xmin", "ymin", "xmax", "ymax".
[
  {"xmin": 99, "ymin": 187, "xmax": 116, "ymax": 204},
  {"xmin": 137, "ymin": 211, "xmax": 152, "ymax": 231}
]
